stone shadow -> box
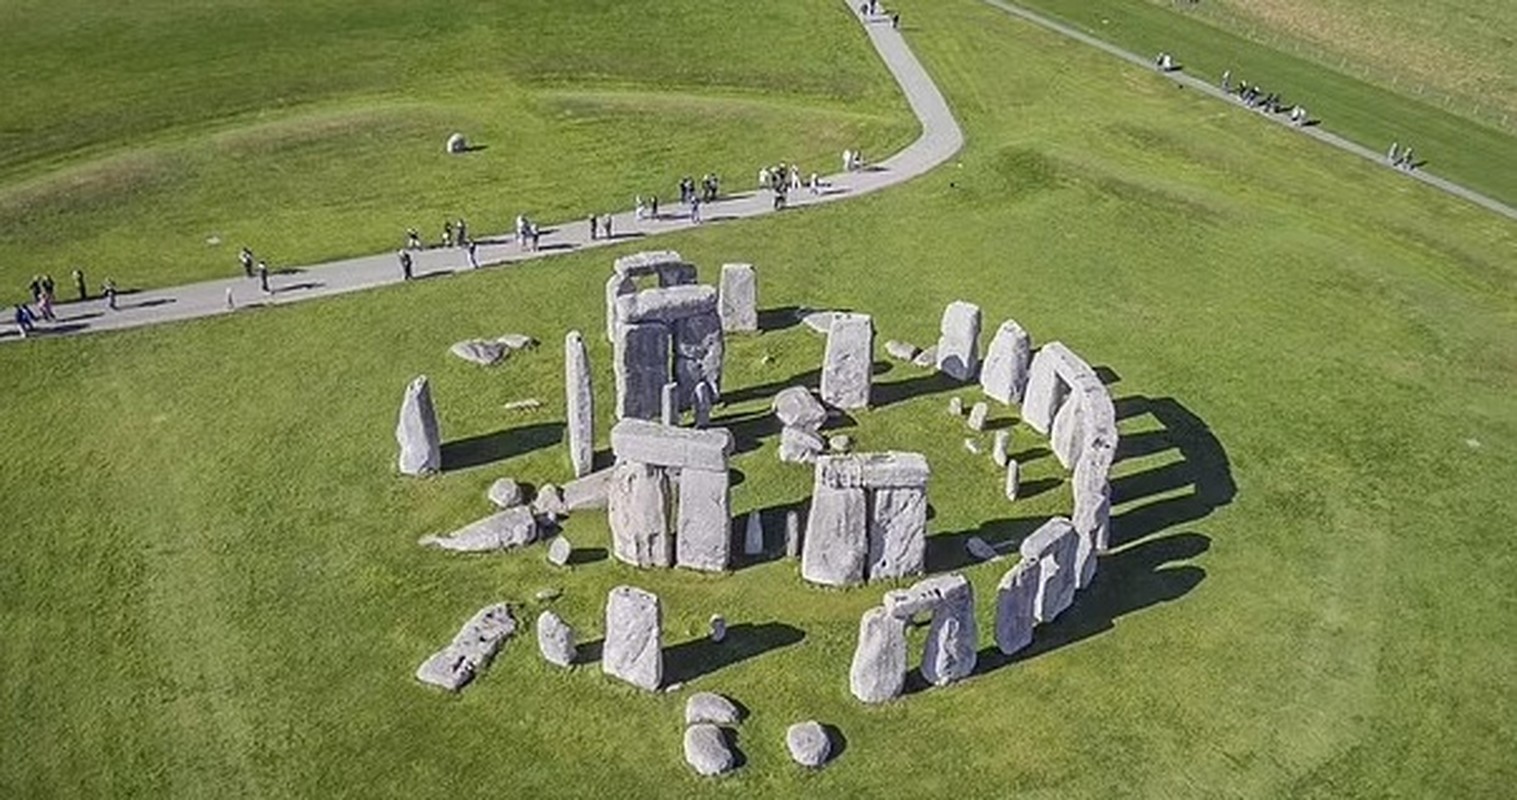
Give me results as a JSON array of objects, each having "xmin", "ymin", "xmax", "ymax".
[
  {"xmin": 440, "ymin": 421, "xmax": 564, "ymax": 472},
  {"xmin": 757, "ymin": 305, "xmax": 802, "ymax": 332},
  {"xmin": 576, "ymin": 638, "xmax": 604, "ymax": 665},
  {"xmin": 730, "ymin": 499, "xmax": 809, "ymax": 569},
  {"xmin": 821, "ymin": 723, "xmax": 848, "ymax": 764},
  {"xmin": 1109, "ymin": 396, "xmax": 1234, "ymax": 549},
  {"xmin": 663, "ymin": 622, "xmax": 805, "ymax": 685},
  {"xmin": 872, "ymin": 370, "xmax": 963, "ymax": 408},
  {"xmin": 925, "ymin": 515, "xmax": 1046, "ymax": 573},
  {"xmin": 566, "ymin": 546, "xmax": 608, "ymax": 567}
]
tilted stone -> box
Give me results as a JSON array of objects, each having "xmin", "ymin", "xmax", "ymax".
[
  {"xmin": 718, "ymin": 263, "xmax": 758, "ymax": 333},
  {"xmin": 980, "ymin": 319, "xmax": 1032, "ymax": 404},
  {"xmin": 602, "ymin": 585, "xmax": 663, "ymax": 691},
  {"xmin": 786, "ymin": 721, "xmax": 832, "ymax": 768},
  {"xmin": 614, "ymin": 322, "xmax": 670, "ymax": 421},
  {"xmin": 773, "ymin": 386, "xmax": 827, "ymax": 431},
  {"xmin": 801, "ymin": 483, "xmax": 868, "ymax": 586},
  {"xmin": 1019, "ymin": 517, "xmax": 1080, "ymax": 623},
  {"xmin": 415, "ymin": 603, "xmax": 516, "ymax": 692},
  {"xmin": 819, "ymin": 312, "xmax": 873, "ymax": 409},
  {"xmin": 563, "ymin": 467, "xmax": 613, "ymax": 511},
  {"xmin": 674, "ymin": 311, "xmax": 724, "ymax": 405},
  {"xmin": 487, "ymin": 478, "xmax": 524, "ymax": 509},
  {"xmin": 866, "ymin": 487, "xmax": 927, "ymax": 581},
  {"xmin": 418, "ymin": 506, "xmax": 537, "ymax": 552},
  {"xmin": 676, "ymin": 468, "xmax": 731, "ymax": 572},
  {"xmin": 615, "ymin": 285, "xmax": 718, "ymax": 324},
  {"xmin": 816, "ymin": 452, "xmax": 930, "ymax": 490},
  {"xmin": 912, "ymin": 345, "xmax": 937, "ymax": 369},
  {"xmin": 995, "ymin": 558, "xmax": 1039, "ymax": 655},
  {"xmin": 684, "ymin": 723, "xmax": 736, "ymax": 776},
  {"xmin": 685, "ymin": 692, "xmax": 742, "ymax": 726},
  {"xmin": 396, "ymin": 375, "xmax": 441, "ymax": 476},
  {"xmin": 611, "ymin": 419, "xmax": 733, "ymax": 472},
  {"xmin": 536, "ymin": 610, "xmax": 576, "ymax": 667},
  {"xmin": 967, "ymin": 401, "xmax": 989, "ymax": 431},
  {"xmin": 849, "ymin": 606, "xmax": 907, "ymax": 704},
  {"xmin": 607, "ymin": 462, "xmax": 673, "ymax": 568},
  {"xmin": 564, "ymin": 330, "xmax": 594, "ymax": 478},
  {"xmin": 934, "ymin": 301, "xmax": 982, "ymax": 381}
]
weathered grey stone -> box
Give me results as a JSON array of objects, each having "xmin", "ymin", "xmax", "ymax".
[
  {"xmin": 613, "ymin": 250, "xmax": 693, "ymax": 282},
  {"xmin": 415, "ymin": 603, "xmax": 516, "ymax": 691},
  {"xmin": 563, "ymin": 467, "xmax": 613, "ymax": 511},
  {"xmin": 828, "ymin": 434, "xmax": 852, "ymax": 453},
  {"xmin": 396, "ymin": 376, "xmax": 441, "ymax": 476},
  {"xmin": 534, "ymin": 587, "xmax": 562, "ymax": 602},
  {"xmin": 995, "ymin": 558, "xmax": 1039, "ymax": 655},
  {"xmin": 966, "ymin": 536, "xmax": 997, "ymax": 562},
  {"xmin": 418, "ymin": 506, "xmax": 537, "ymax": 552},
  {"xmin": 1074, "ymin": 447, "xmax": 1115, "ymax": 552},
  {"xmin": 773, "ymin": 387, "xmax": 827, "ymax": 431},
  {"xmin": 565, "ymin": 330, "xmax": 594, "ymax": 478},
  {"xmin": 607, "ymin": 462, "xmax": 673, "ymax": 568},
  {"xmin": 661, "ymin": 382, "xmax": 679, "ymax": 425},
  {"xmin": 785, "ymin": 510, "xmax": 802, "ymax": 558},
  {"xmin": 849, "ymin": 606, "xmax": 907, "ymax": 703},
  {"xmin": 718, "ymin": 263, "xmax": 758, "ymax": 333},
  {"xmin": 450, "ymin": 339, "xmax": 508, "ymax": 366},
  {"xmin": 709, "ymin": 615, "xmax": 726, "ymax": 643},
  {"xmin": 786, "ymin": 721, "xmax": 831, "ymax": 768},
  {"xmin": 866, "ymin": 487, "xmax": 927, "ymax": 581},
  {"xmin": 536, "ymin": 610, "xmax": 576, "ymax": 667},
  {"xmin": 883, "ymin": 573, "xmax": 967, "ymax": 619},
  {"xmin": 967, "ymin": 401, "xmax": 989, "ymax": 431},
  {"xmin": 676, "ymin": 467, "xmax": 730, "ymax": 572},
  {"xmin": 884, "ymin": 340, "xmax": 919, "ymax": 361},
  {"xmin": 801, "ymin": 484, "xmax": 868, "ymax": 586},
  {"xmin": 816, "ymin": 452, "xmax": 931, "ymax": 490},
  {"xmin": 496, "ymin": 333, "xmax": 537, "ymax": 351},
  {"xmin": 606, "ymin": 273, "xmax": 636, "ymax": 343},
  {"xmin": 603, "ymin": 585, "xmax": 662, "ymax": 691},
  {"xmin": 980, "ymin": 319, "xmax": 1032, "ymax": 405},
  {"xmin": 912, "ymin": 345, "xmax": 938, "ymax": 369},
  {"xmin": 778, "ymin": 440, "xmax": 820, "ymax": 465},
  {"xmin": 674, "ymin": 311, "xmax": 724, "ymax": 406},
  {"xmin": 684, "ymin": 723, "xmax": 735, "ymax": 776},
  {"xmin": 685, "ymin": 692, "xmax": 741, "ymax": 726},
  {"xmin": 992, "ymin": 430, "xmax": 1010, "ymax": 468},
  {"xmin": 1021, "ymin": 342, "xmax": 1098, "ymax": 434},
  {"xmin": 614, "ymin": 322, "xmax": 670, "ymax": 421},
  {"xmin": 801, "ymin": 310, "xmax": 839, "ymax": 334},
  {"xmin": 531, "ymin": 483, "xmax": 567, "ymax": 519},
  {"xmin": 963, "ymin": 438, "xmax": 981, "ymax": 455},
  {"xmin": 948, "ymin": 396, "xmax": 963, "ymax": 416},
  {"xmin": 1020, "ymin": 517, "xmax": 1080, "ymax": 623},
  {"xmin": 693, "ymin": 381, "xmax": 714, "ymax": 428},
  {"xmin": 611, "ymin": 419, "xmax": 734, "ymax": 472},
  {"xmin": 934, "ymin": 301, "xmax": 982, "ymax": 381},
  {"xmin": 487, "ymin": 478, "xmax": 524, "ymax": 509},
  {"xmin": 1052, "ymin": 375, "xmax": 1117, "ymax": 470},
  {"xmin": 1005, "ymin": 459, "xmax": 1021, "ymax": 501},
  {"xmin": 614, "ymin": 285, "xmax": 718, "ymax": 324},
  {"xmin": 820, "ymin": 312, "xmax": 873, "ymax": 409},
  {"xmin": 744, "ymin": 510, "xmax": 764, "ymax": 555},
  {"xmin": 547, "ymin": 536, "xmax": 572, "ymax": 567},
  {"xmin": 779, "ymin": 426, "xmax": 825, "ymax": 464},
  {"xmin": 919, "ymin": 574, "xmax": 977, "ymax": 686}
]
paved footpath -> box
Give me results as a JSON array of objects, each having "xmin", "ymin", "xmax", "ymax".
[{"xmin": 4, "ymin": 2, "xmax": 961, "ymax": 344}]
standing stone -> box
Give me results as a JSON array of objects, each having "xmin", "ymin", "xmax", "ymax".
[
  {"xmin": 547, "ymin": 535, "xmax": 572, "ymax": 566},
  {"xmin": 684, "ymin": 723, "xmax": 736, "ymax": 776},
  {"xmin": 565, "ymin": 331, "xmax": 594, "ymax": 478},
  {"xmin": 992, "ymin": 430, "xmax": 1010, "ymax": 468},
  {"xmin": 396, "ymin": 376, "xmax": 442, "ymax": 476},
  {"xmin": 966, "ymin": 401, "xmax": 989, "ymax": 431},
  {"xmin": 934, "ymin": 301, "xmax": 982, "ymax": 381},
  {"xmin": 902, "ymin": 574, "xmax": 977, "ymax": 686},
  {"xmin": 607, "ymin": 462, "xmax": 673, "ymax": 568},
  {"xmin": 676, "ymin": 468, "xmax": 731, "ymax": 572},
  {"xmin": 605, "ymin": 272, "xmax": 635, "ymax": 343},
  {"xmin": 947, "ymin": 396, "xmax": 963, "ymax": 416},
  {"xmin": 1050, "ymin": 391, "xmax": 1084, "ymax": 469},
  {"xmin": 1021, "ymin": 342, "xmax": 1082, "ymax": 434},
  {"xmin": 995, "ymin": 558, "xmax": 1039, "ymax": 656},
  {"xmin": 536, "ymin": 610, "xmax": 576, "ymax": 668},
  {"xmin": 744, "ymin": 510, "xmax": 764, "ymax": 556},
  {"xmin": 1071, "ymin": 465, "xmax": 1111, "ymax": 589},
  {"xmin": 980, "ymin": 319, "xmax": 1032, "ymax": 404},
  {"xmin": 786, "ymin": 721, "xmax": 832, "ymax": 768},
  {"xmin": 773, "ymin": 386, "xmax": 828, "ymax": 431},
  {"xmin": 718, "ymin": 263, "xmax": 758, "ymax": 333},
  {"xmin": 865, "ymin": 487, "xmax": 927, "ymax": 580},
  {"xmin": 602, "ymin": 585, "xmax": 663, "ymax": 691},
  {"xmin": 693, "ymin": 381, "xmax": 714, "ymax": 428},
  {"xmin": 849, "ymin": 606, "xmax": 907, "ymax": 704},
  {"xmin": 1005, "ymin": 459, "xmax": 1021, "ymax": 501},
  {"xmin": 674, "ymin": 311, "xmax": 724, "ymax": 407},
  {"xmin": 801, "ymin": 484, "xmax": 868, "ymax": 586},
  {"xmin": 614, "ymin": 322, "xmax": 670, "ymax": 421},
  {"xmin": 661, "ymin": 382, "xmax": 680, "ymax": 425},
  {"xmin": 1020, "ymin": 517, "xmax": 1080, "ymax": 623},
  {"xmin": 708, "ymin": 615, "xmax": 727, "ymax": 644},
  {"xmin": 819, "ymin": 312, "xmax": 874, "ymax": 410},
  {"xmin": 785, "ymin": 510, "xmax": 802, "ymax": 558}
]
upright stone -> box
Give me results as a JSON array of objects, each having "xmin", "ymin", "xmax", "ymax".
[
  {"xmin": 564, "ymin": 331, "xmax": 594, "ymax": 478},
  {"xmin": 1020, "ymin": 517, "xmax": 1080, "ymax": 623},
  {"xmin": 966, "ymin": 401, "xmax": 989, "ymax": 431},
  {"xmin": 603, "ymin": 586, "xmax": 663, "ymax": 691},
  {"xmin": 605, "ymin": 273, "xmax": 635, "ymax": 343},
  {"xmin": 934, "ymin": 301, "xmax": 982, "ymax": 381},
  {"xmin": 801, "ymin": 484, "xmax": 868, "ymax": 586},
  {"xmin": 992, "ymin": 430, "xmax": 1010, "ymax": 468},
  {"xmin": 866, "ymin": 487, "xmax": 927, "ymax": 581},
  {"xmin": 1074, "ymin": 447, "xmax": 1115, "ymax": 553},
  {"xmin": 614, "ymin": 322, "xmax": 670, "ymax": 421},
  {"xmin": 693, "ymin": 381, "xmax": 714, "ymax": 428},
  {"xmin": 785, "ymin": 510, "xmax": 802, "ymax": 558},
  {"xmin": 661, "ymin": 382, "xmax": 679, "ymax": 425},
  {"xmin": 537, "ymin": 610, "xmax": 576, "ymax": 667},
  {"xmin": 396, "ymin": 376, "xmax": 442, "ymax": 475},
  {"xmin": 980, "ymin": 319, "xmax": 1032, "ymax": 404},
  {"xmin": 718, "ymin": 263, "xmax": 758, "ymax": 333},
  {"xmin": 674, "ymin": 311, "xmax": 724, "ymax": 407},
  {"xmin": 819, "ymin": 312, "xmax": 874, "ymax": 410},
  {"xmin": 607, "ymin": 462, "xmax": 674, "ymax": 568},
  {"xmin": 1021, "ymin": 342, "xmax": 1077, "ymax": 434},
  {"xmin": 849, "ymin": 606, "xmax": 907, "ymax": 704},
  {"xmin": 744, "ymin": 510, "xmax": 764, "ymax": 555},
  {"xmin": 994, "ymin": 558, "xmax": 1039, "ymax": 656},
  {"xmin": 676, "ymin": 468, "xmax": 731, "ymax": 572},
  {"xmin": 1005, "ymin": 459, "xmax": 1021, "ymax": 501}
]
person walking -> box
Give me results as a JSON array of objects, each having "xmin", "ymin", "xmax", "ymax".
[
  {"xmin": 407, "ymin": 228, "xmax": 422, "ymax": 250},
  {"xmin": 256, "ymin": 261, "xmax": 271, "ymax": 294},
  {"xmin": 1387, "ymin": 142, "xmax": 1399, "ymax": 165},
  {"xmin": 38, "ymin": 289, "xmax": 55, "ymax": 322},
  {"xmin": 602, "ymin": 214, "xmax": 613, "ymax": 239},
  {"xmin": 456, "ymin": 218, "xmax": 468, "ymax": 246},
  {"xmin": 398, "ymin": 249, "xmax": 414, "ymax": 281},
  {"xmin": 588, "ymin": 213, "xmax": 598, "ymax": 241},
  {"xmin": 103, "ymin": 278, "xmax": 118, "ymax": 311},
  {"xmin": 690, "ymin": 196, "xmax": 702, "ymax": 224},
  {"xmin": 225, "ymin": 287, "xmax": 235, "ymax": 309},
  {"xmin": 239, "ymin": 247, "xmax": 254, "ymax": 278},
  {"xmin": 466, "ymin": 240, "xmax": 480, "ymax": 269},
  {"xmin": 72, "ymin": 268, "xmax": 87, "ymax": 301},
  {"xmin": 441, "ymin": 220, "xmax": 454, "ymax": 248},
  {"xmin": 650, "ymin": 196, "xmax": 659, "ymax": 219},
  {"xmin": 892, "ymin": 12, "xmax": 900, "ymax": 28},
  {"xmin": 13, "ymin": 305, "xmax": 33, "ymax": 338}
]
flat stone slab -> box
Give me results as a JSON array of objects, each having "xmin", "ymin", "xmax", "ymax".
[
  {"xmin": 613, "ymin": 250, "xmax": 691, "ymax": 279},
  {"xmin": 773, "ymin": 386, "xmax": 827, "ymax": 431},
  {"xmin": 418, "ymin": 506, "xmax": 537, "ymax": 552},
  {"xmin": 536, "ymin": 610, "xmax": 576, "ymax": 667},
  {"xmin": 884, "ymin": 340, "xmax": 919, "ymax": 361},
  {"xmin": 603, "ymin": 585, "xmax": 662, "ymax": 691},
  {"xmin": 611, "ymin": 419, "xmax": 734, "ymax": 471},
  {"xmin": 816, "ymin": 452, "xmax": 930, "ymax": 490},
  {"xmin": 685, "ymin": 692, "xmax": 742, "ymax": 726},
  {"xmin": 614, "ymin": 285, "xmax": 718, "ymax": 324},
  {"xmin": 415, "ymin": 603, "xmax": 516, "ymax": 692}
]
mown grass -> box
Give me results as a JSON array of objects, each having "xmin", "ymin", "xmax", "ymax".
[{"xmin": 2, "ymin": 0, "xmax": 1516, "ymax": 797}]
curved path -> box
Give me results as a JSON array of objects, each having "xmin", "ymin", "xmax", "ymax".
[{"xmin": 4, "ymin": 2, "xmax": 961, "ymax": 343}]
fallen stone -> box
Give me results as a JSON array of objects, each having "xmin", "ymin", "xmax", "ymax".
[
  {"xmin": 685, "ymin": 691, "xmax": 741, "ymax": 726},
  {"xmin": 450, "ymin": 339, "xmax": 508, "ymax": 366},
  {"xmin": 786, "ymin": 721, "xmax": 831, "ymax": 768},
  {"xmin": 912, "ymin": 345, "xmax": 938, "ymax": 369},
  {"xmin": 534, "ymin": 587, "xmax": 562, "ymax": 602},
  {"xmin": 884, "ymin": 340, "xmax": 919, "ymax": 361},
  {"xmin": 487, "ymin": 478, "xmax": 524, "ymax": 509},
  {"xmin": 709, "ymin": 615, "xmax": 727, "ymax": 643},
  {"xmin": 536, "ymin": 610, "xmax": 576, "ymax": 667},
  {"xmin": 718, "ymin": 263, "xmax": 758, "ymax": 333},
  {"xmin": 531, "ymin": 483, "xmax": 568, "ymax": 518},
  {"xmin": 684, "ymin": 724, "xmax": 736, "ymax": 777},
  {"xmin": 396, "ymin": 376, "xmax": 442, "ymax": 476},
  {"xmin": 966, "ymin": 536, "xmax": 998, "ymax": 562},
  {"xmin": 828, "ymin": 434, "xmax": 852, "ymax": 453},
  {"xmin": 503, "ymin": 398, "xmax": 542, "ymax": 412},
  {"xmin": 563, "ymin": 467, "xmax": 613, "ymax": 511},
  {"xmin": 773, "ymin": 387, "xmax": 827, "ymax": 431},
  {"xmin": 963, "ymin": 438, "xmax": 981, "ymax": 455},
  {"xmin": 445, "ymin": 132, "xmax": 467, "ymax": 154},
  {"xmin": 497, "ymin": 333, "xmax": 537, "ymax": 350},
  {"xmin": 992, "ymin": 430, "xmax": 1010, "ymax": 469},
  {"xmin": 565, "ymin": 330, "xmax": 595, "ymax": 478},
  {"xmin": 779, "ymin": 426, "xmax": 826, "ymax": 463},
  {"xmin": 415, "ymin": 603, "xmax": 516, "ymax": 692},
  {"xmin": 966, "ymin": 401, "xmax": 989, "ymax": 431},
  {"xmin": 935, "ymin": 301, "xmax": 982, "ymax": 381},
  {"xmin": 603, "ymin": 585, "xmax": 663, "ymax": 691},
  {"xmin": 547, "ymin": 536, "xmax": 572, "ymax": 566},
  {"xmin": 801, "ymin": 310, "xmax": 839, "ymax": 334},
  {"xmin": 980, "ymin": 319, "xmax": 1032, "ymax": 404},
  {"xmin": 849, "ymin": 606, "xmax": 907, "ymax": 703},
  {"xmin": 418, "ymin": 506, "xmax": 537, "ymax": 552},
  {"xmin": 819, "ymin": 312, "xmax": 873, "ymax": 410},
  {"xmin": 744, "ymin": 510, "xmax": 764, "ymax": 555}
]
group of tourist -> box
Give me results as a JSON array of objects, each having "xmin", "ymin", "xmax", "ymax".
[
  {"xmin": 857, "ymin": 0, "xmax": 900, "ymax": 28},
  {"xmin": 1220, "ymin": 70, "xmax": 1310, "ymax": 127},
  {"xmin": 587, "ymin": 212, "xmax": 614, "ymax": 241},
  {"xmin": 1153, "ymin": 51, "xmax": 1178, "ymax": 72},
  {"xmin": 679, "ymin": 174, "xmax": 720, "ymax": 205},
  {"xmin": 237, "ymin": 246, "xmax": 273, "ymax": 294},
  {"xmin": 1386, "ymin": 142, "xmax": 1419, "ymax": 171},
  {"xmin": 514, "ymin": 214, "xmax": 543, "ymax": 251},
  {"xmin": 11, "ymin": 268, "xmax": 113, "ymax": 338}
]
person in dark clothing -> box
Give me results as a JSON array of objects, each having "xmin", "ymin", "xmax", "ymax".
[
  {"xmin": 892, "ymin": 12, "xmax": 900, "ymax": 28},
  {"xmin": 73, "ymin": 268, "xmax": 87, "ymax": 301},
  {"xmin": 256, "ymin": 261, "xmax": 271, "ymax": 294},
  {"xmin": 589, "ymin": 214, "xmax": 598, "ymax": 241},
  {"xmin": 239, "ymin": 247, "xmax": 254, "ymax": 278},
  {"xmin": 398, "ymin": 250, "xmax": 414, "ymax": 281},
  {"xmin": 406, "ymin": 228, "xmax": 422, "ymax": 250},
  {"xmin": 602, "ymin": 214, "xmax": 613, "ymax": 239},
  {"xmin": 651, "ymin": 196, "xmax": 659, "ymax": 219},
  {"xmin": 28, "ymin": 276, "xmax": 42, "ymax": 303},
  {"xmin": 103, "ymin": 279, "xmax": 118, "ymax": 310}
]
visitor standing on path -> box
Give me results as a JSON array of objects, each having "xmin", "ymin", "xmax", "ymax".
[
  {"xmin": 398, "ymin": 249, "xmax": 414, "ymax": 281},
  {"xmin": 602, "ymin": 214, "xmax": 613, "ymax": 239},
  {"xmin": 37, "ymin": 290, "xmax": 55, "ymax": 322},
  {"xmin": 690, "ymin": 196, "xmax": 702, "ymax": 224},
  {"xmin": 456, "ymin": 218, "xmax": 468, "ymax": 246},
  {"xmin": 13, "ymin": 305, "xmax": 34, "ymax": 338},
  {"xmin": 73, "ymin": 268, "xmax": 87, "ymax": 301},
  {"xmin": 103, "ymin": 279, "xmax": 118, "ymax": 311},
  {"xmin": 407, "ymin": 228, "xmax": 422, "ymax": 250},
  {"xmin": 239, "ymin": 247, "xmax": 254, "ymax": 278},
  {"xmin": 256, "ymin": 261, "xmax": 271, "ymax": 295},
  {"xmin": 466, "ymin": 240, "xmax": 479, "ymax": 269},
  {"xmin": 892, "ymin": 12, "xmax": 900, "ymax": 28},
  {"xmin": 441, "ymin": 220, "xmax": 454, "ymax": 248},
  {"xmin": 588, "ymin": 213, "xmax": 598, "ymax": 240},
  {"xmin": 225, "ymin": 287, "xmax": 235, "ymax": 309}
]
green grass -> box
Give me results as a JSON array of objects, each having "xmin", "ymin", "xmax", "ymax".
[{"xmin": 3, "ymin": 0, "xmax": 1517, "ymax": 797}]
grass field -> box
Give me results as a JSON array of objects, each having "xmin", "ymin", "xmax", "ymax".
[{"xmin": 3, "ymin": 0, "xmax": 1517, "ymax": 797}]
